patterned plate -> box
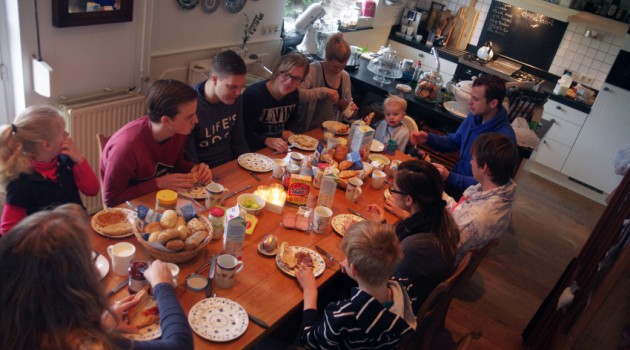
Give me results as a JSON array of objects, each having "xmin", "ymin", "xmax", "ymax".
[
  {"xmin": 276, "ymin": 246, "xmax": 325, "ymax": 278},
  {"xmin": 331, "ymin": 214, "xmax": 364, "ymax": 237},
  {"xmin": 179, "ymin": 185, "xmax": 206, "ymax": 199},
  {"xmin": 224, "ymin": 0, "xmax": 246, "ymax": 14},
  {"xmin": 237, "ymin": 153, "xmax": 274, "ymax": 173},
  {"xmin": 371, "ymin": 139, "xmax": 385, "ymax": 153},
  {"xmin": 288, "ymin": 134, "xmax": 318, "ymax": 151},
  {"xmin": 322, "ymin": 121, "xmax": 349, "ymax": 135},
  {"xmin": 202, "ymin": 0, "xmax": 220, "ymax": 13},
  {"xmin": 189, "ymin": 298, "xmax": 249, "ymax": 342},
  {"xmin": 90, "ymin": 208, "xmax": 136, "ymax": 238},
  {"xmin": 126, "ymin": 323, "xmax": 162, "ymax": 341}
]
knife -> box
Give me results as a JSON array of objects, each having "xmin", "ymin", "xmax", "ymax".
[
  {"xmin": 224, "ymin": 184, "xmax": 253, "ymax": 200},
  {"xmin": 348, "ymin": 208, "xmax": 366, "ymax": 220},
  {"xmin": 248, "ymin": 312, "xmax": 270, "ymax": 329},
  {"xmin": 205, "ymin": 255, "xmax": 216, "ymax": 298},
  {"xmin": 314, "ymin": 245, "xmax": 340, "ymax": 265},
  {"xmin": 106, "ymin": 280, "xmax": 128, "ymax": 298},
  {"xmin": 248, "ymin": 171, "xmax": 261, "ymax": 182}
]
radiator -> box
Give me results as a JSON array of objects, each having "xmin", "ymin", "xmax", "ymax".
[{"xmin": 59, "ymin": 92, "xmax": 146, "ymax": 214}]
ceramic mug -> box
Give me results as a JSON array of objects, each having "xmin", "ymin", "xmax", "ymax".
[
  {"xmin": 107, "ymin": 242, "xmax": 135, "ymax": 276},
  {"xmin": 215, "ymin": 254, "xmax": 245, "ymax": 289},
  {"xmin": 273, "ymin": 159, "xmax": 287, "ymax": 179},
  {"xmin": 313, "ymin": 206, "xmax": 333, "ymax": 234},
  {"xmin": 205, "ymin": 182, "xmax": 228, "ymax": 208},
  {"xmin": 167, "ymin": 262, "xmax": 180, "ymax": 287},
  {"xmin": 371, "ymin": 170, "xmax": 387, "ymax": 190},
  {"xmin": 289, "ymin": 152, "xmax": 305, "ymax": 166},
  {"xmin": 345, "ymin": 177, "xmax": 363, "ymax": 202}
]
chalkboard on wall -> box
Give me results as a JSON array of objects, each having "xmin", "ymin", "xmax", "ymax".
[{"xmin": 478, "ymin": 0, "xmax": 567, "ymax": 70}]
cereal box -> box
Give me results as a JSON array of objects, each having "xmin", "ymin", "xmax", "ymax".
[{"xmin": 287, "ymin": 174, "xmax": 312, "ymax": 206}]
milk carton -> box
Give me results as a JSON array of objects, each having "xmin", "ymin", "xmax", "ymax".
[
  {"xmin": 316, "ymin": 169, "xmax": 338, "ymax": 209},
  {"xmin": 222, "ymin": 206, "xmax": 246, "ymax": 259},
  {"xmin": 349, "ymin": 125, "xmax": 374, "ymax": 162}
]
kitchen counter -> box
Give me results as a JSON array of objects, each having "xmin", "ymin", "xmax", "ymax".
[
  {"xmin": 387, "ymin": 28, "xmax": 464, "ymax": 64},
  {"xmin": 538, "ymin": 81, "xmax": 594, "ymax": 114}
]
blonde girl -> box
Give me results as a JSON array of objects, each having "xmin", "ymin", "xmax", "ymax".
[{"xmin": 0, "ymin": 105, "xmax": 99, "ymax": 234}]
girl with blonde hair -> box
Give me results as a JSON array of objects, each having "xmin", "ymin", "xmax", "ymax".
[{"xmin": 0, "ymin": 105, "xmax": 99, "ymax": 234}]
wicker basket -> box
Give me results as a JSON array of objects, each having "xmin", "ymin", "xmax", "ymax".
[{"xmin": 133, "ymin": 216, "xmax": 212, "ymax": 263}]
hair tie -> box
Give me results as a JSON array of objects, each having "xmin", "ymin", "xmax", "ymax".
[{"xmin": 11, "ymin": 124, "xmax": 17, "ymax": 134}]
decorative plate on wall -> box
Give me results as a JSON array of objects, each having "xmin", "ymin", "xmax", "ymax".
[
  {"xmin": 202, "ymin": 0, "xmax": 221, "ymax": 13},
  {"xmin": 224, "ymin": 0, "xmax": 246, "ymax": 14},
  {"xmin": 177, "ymin": 0, "xmax": 200, "ymax": 10}
]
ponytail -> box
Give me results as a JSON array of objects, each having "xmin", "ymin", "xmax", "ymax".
[{"xmin": 0, "ymin": 125, "xmax": 32, "ymax": 190}]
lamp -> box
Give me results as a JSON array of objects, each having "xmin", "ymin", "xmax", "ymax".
[{"xmin": 295, "ymin": 3, "xmax": 326, "ymax": 55}]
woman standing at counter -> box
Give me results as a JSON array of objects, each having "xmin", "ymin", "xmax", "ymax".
[{"xmin": 299, "ymin": 33, "xmax": 357, "ymax": 131}]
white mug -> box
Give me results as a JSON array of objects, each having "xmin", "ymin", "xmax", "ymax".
[
  {"xmin": 371, "ymin": 160, "xmax": 385, "ymax": 172},
  {"xmin": 289, "ymin": 152, "xmax": 305, "ymax": 166},
  {"xmin": 167, "ymin": 262, "xmax": 180, "ymax": 287},
  {"xmin": 107, "ymin": 242, "xmax": 136, "ymax": 276},
  {"xmin": 345, "ymin": 177, "xmax": 363, "ymax": 202},
  {"xmin": 371, "ymin": 170, "xmax": 386, "ymax": 190},
  {"xmin": 205, "ymin": 182, "xmax": 228, "ymax": 208},
  {"xmin": 273, "ymin": 159, "xmax": 287, "ymax": 179},
  {"xmin": 215, "ymin": 254, "xmax": 245, "ymax": 289},
  {"xmin": 389, "ymin": 159, "xmax": 402, "ymax": 175},
  {"xmin": 313, "ymin": 206, "xmax": 333, "ymax": 234}
]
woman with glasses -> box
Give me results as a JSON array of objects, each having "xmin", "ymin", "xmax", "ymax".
[
  {"xmin": 242, "ymin": 52, "xmax": 310, "ymax": 153},
  {"xmin": 298, "ymin": 33, "xmax": 358, "ymax": 131},
  {"xmin": 367, "ymin": 159, "xmax": 460, "ymax": 308}
]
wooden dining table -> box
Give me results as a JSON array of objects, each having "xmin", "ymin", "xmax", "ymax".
[{"xmin": 91, "ymin": 128, "xmax": 412, "ymax": 349}]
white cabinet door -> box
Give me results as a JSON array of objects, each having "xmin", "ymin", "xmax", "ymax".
[
  {"xmin": 562, "ymin": 84, "xmax": 630, "ymax": 193},
  {"xmin": 531, "ymin": 138, "xmax": 572, "ymax": 172},
  {"xmin": 388, "ymin": 41, "xmax": 457, "ymax": 82}
]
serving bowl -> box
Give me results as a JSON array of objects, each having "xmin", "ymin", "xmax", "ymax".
[{"xmin": 237, "ymin": 193, "xmax": 266, "ymax": 215}]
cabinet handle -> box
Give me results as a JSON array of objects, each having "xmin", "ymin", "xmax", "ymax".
[
  {"xmin": 543, "ymin": 140, "xmax": 547, "ymax": 144},
  {"xmin": 603, "ymin": 86, "xmax": 610, "ymax": 92},
  {"xmin": 418, "ymin": 53, "xmax": 425, "ymax": 58},
  {"xmin": 556, "ymin": 105, "xmax": 562, "ymax": 111}
]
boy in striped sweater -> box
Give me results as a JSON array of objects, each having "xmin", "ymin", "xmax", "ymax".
[{"xmin": 296, "ymin": 221, "xmax": 418, "ymax": 349}]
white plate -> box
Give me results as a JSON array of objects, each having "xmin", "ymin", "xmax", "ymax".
[
  {"xmin": 237, "ymin": 153, "xmax": 274, "ymax": 173},
  {"xmin": 276, "ymin": 246, "xmax": 325, "ymax": 277},
  {"xmin": 258, "ymin": 242, "xmax": 279, "ymax": 256},
  {"xmin": 322, "ymin": 121, "xmax": 349, "ymax": 135},
  {"xmin": 371, "ymin": 139, "xmax": 385, "ymax": 153},
  {"xmin": 178, "ymin": 185, "xmax": 206, "ymax": 199},
  {"xmin": 126, "ymin": 323, "xmax": 162, "ymax": 341},
  {"xmin": 288, "ymin": 134, "xmax": 318, "ymax": 151},
  {"xmin": 331, "ymin": 214, "xmax": 364, "ymax": 237},
  {"xmin": 189, "ymin": 298, "xmax": 249, "ymax": 342},
  {"xmin": 443, "ymin": 101, "xmax": 468, "ymax": 119},
  {"xmin": 93, "ymin": 252, "xmax": 109, "ymax": 279},
  {"xmin": 91, "ymin": 208, "xmax": 136, "ymax": 238}
]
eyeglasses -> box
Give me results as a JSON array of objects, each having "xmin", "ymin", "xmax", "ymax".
[
  {"xmin": 389, "ymin": 185, "xmax": 407, "ymax": 196},
  {"xmin": 279, "ymin": 71, "xmax": 303, "ymax": 84}
]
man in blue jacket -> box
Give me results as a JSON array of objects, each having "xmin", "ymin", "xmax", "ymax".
[{"xmin": 409, "ymin": 74, "xmax": 516, "ymax": 198}]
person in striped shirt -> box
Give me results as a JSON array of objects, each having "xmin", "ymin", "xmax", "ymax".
[{"xmin": 295, "ymin": 221, "xmax": 418, "ymax": 349}]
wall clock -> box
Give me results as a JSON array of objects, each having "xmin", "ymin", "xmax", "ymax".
[
  {"xmin": 177, "ymin": 0, "xmax": 200, "ymax": 10},
  {"xmin": 224, "ymin": 0, "xmax": 246, "ymax": 14}
]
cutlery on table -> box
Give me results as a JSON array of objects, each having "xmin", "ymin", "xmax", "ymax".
[
  {"xmin": 125, "ymin": 201, "xmax": 138, "ymax": 212},
  {"xmin": 106, "ymin": 280, "xmax": 128, "ymax": 298},
  {"xmin": 348, "ymin": 208, "xmax": 366, "ymax": 220},
  {"xmin": 205, "ymin": 255, "xmax": 216, "ymax": 298},
  {"xmin": 314, "ymin": 245, "xmax": 340, "ymax": 265},
  {"xmin": 248, "ymin": 312, "xmax": 270, "ymax": 329},
  {"xmin": 224, "ymin": 184, "xmax": 253, "ymax": 200},
  {"xmin": 248, "ymin": 171, "xmax": 261, "ymax": 182}
]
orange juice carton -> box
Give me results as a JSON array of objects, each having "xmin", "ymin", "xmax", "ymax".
[{"xmin": 287, "ymin": 174, "xmax": 312, "ymax": 206}]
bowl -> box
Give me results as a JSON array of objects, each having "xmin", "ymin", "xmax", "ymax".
[
  {"xmin": 237, "ymin": 193, "xmax": 266, "ymax": 215},
  {"xmin": 133, "ymin": 217, "xmax": 212, "ymax": 263},
  {"xmin": 368, "ymin": 154, "xmax": 391, "ymax": 167}
]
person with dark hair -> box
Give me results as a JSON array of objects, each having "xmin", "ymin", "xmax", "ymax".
[
  {"xmin": 445, "ymin": 132, "xmax": 519, "ymax": 262},
  {"xmin": 0, "ymin": 203, "xmax": 194, "ymax": 350},
  {"xmin": 242, "ymin": 52, "xmax": 309, "ymax": 152},
  {"xmin": 409, "ymin": 74, "xmax": 516, "ymax": 198},
  {"xmin": 186, "ymin": 50, "xmax": 250, "ymax": 167},
  {"xmin": 298, "ymin": 33, "xmax": 357, "ymax": 131},
  {"xmin": 367, "ymin": 159, "xmax": 460, "ymax": 307},
  {"xmin": 296, "ymin": 221, "xmax": 417, "ymax": 349},
  {"xmin": 100, "ymin": 79, "xmax": 212, "ymax": 207}
]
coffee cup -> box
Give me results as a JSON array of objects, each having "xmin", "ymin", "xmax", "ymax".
[
  {"xmin": 388, "ymin": 159, "xmax": 402, "ymax": 175},
  {"xmin": 167, "ymin": 262, "xmax": 180, "ymax": 287},
  {"xmin": 205, "ymin": 182, "xmax": 228, "ymax": 208},
  {"xmin": 215, "ymin": 254, "xmax": 245, "ymax": 289},
  {"xmin": 345, "ymin": 177, "xmax": 363, "ymax": 202},
  {"xmin": 273, "ymin": 159, "xmax": 287, "ymax": 179},
  {"xmin": 371, "ymin": 170, "xmax": 386, "ymax": 190},
  {"xmin": 313, "ymin": 206, "xmax": 333, "ymax": 234},
  {"xmin": 107, "ymin": 242, "xmax": 136, "ymax": 276},
  {"xmin": 289, "ymin": 152, "xmax": 305, "ymax": 166}
]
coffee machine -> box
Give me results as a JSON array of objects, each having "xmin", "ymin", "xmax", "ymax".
[{"xmin": 400, "ymin": 8, "xmax": 425, "ymax": 41}]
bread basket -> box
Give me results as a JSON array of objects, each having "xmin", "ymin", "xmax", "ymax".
[{"xmin": 132, "ymin": 216, "xmax": 213, "ymax": 263}]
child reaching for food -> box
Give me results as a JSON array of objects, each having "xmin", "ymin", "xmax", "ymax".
[
  {"xmin": 0, "ymin": 105, "xmax": 99, "ymax": 234},
  {"xmin": 373, "ymin": 95, "xmax": 410, "ymax": 152},
  {"xmin": 295, "ymin": 221, "xmax": 418, "ymax": 349}
]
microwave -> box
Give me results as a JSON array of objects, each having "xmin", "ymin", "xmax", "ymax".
[{"xmin": 605, "ymin": 50, "xmax": 630, "ymax": 91}]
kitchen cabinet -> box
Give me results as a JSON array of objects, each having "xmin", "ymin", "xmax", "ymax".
[
  {"xmin": 531, "ymin": 100, "xmax": 587, "ymax": 172},
  {"xmin": 562, "ymin": 84, "xmax": 630, "ymax": 193},
  {"xmin": 388, "ymin": 41, "xmax": 458, "ymax": 83}
]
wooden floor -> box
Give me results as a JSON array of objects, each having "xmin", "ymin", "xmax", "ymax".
[{"xmin": 445, "ymin": 165, "xmax": 606, "ymax": 350}]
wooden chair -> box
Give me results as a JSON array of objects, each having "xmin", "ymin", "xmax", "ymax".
[
  {"xmin": 506, "ymin": 89, "xmax": 548, "ymax": 123},
  {"xmin": 400, "ymin": 239, "xmax": 499, "ymax": 350}
]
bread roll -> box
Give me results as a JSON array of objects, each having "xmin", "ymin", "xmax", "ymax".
[
  {"xmin": 186, "ymin": 218, "xmax": 206, "ymax": 233},
  {"xmin": 176, "ymin": 225, "xmax": 189, "ymax": 240},
  {"xmin": 279, "ymin": 242, "xmax": 297, "ymax": 269},
  {"xmin": 165, "ymin": 239, "xmax": 185, "ymax": 251},
  {"xmin": 175, "ymin": 216, "xmax": 186, "ymax": 228},
  {"xmin": 148, "ymin": 231, "xmax": 160, "ymax": 243},
  {"xmin": 339, "ymin": 160, "xmax": 353, "ymax": 170},
  {"xmin": 156, "ymin": 228, "xmax": 180, "ymax": 245},
  {"xmin": 160, "ymin": 210, "xmax": 178, "ymax": 229},
  {"xmin": 144, "ymin": 222, "xmax": 162, "ymax": 234},
  {"xmin": 184, "ymin": 230, "xmax": 208, "ymax": 251}
]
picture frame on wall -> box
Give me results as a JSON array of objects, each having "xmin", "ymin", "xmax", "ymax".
[{"xmin": 52, "ymin": 0, "xmax": 134, "ymax": 28}]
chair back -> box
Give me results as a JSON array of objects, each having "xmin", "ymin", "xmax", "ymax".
[
  {"xmin": 402, "ymin": 115, "xmax": 419, "ymax": 132},
  {"xmin": 506, "ymin": 89, "xmax": 547, "ymax": 123},
  {"xmin": 95, "ymin": 133, "xmax": 110, "ymax": 209}
]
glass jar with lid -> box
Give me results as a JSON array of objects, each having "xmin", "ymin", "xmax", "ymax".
[
  {"xmin": 208, "ymin": 207, "xmax": 225, "ymax": 240},
  {"xmin": 414, "ymin": 70, "xmax": 443, "ymax": 103},
  {"xmin": 128, "ymin": 260, "xmax": 149, "ymax": 294},
  {"xmin": 156, "ymin": 189, "xmax": 178, "ymax": 211}
]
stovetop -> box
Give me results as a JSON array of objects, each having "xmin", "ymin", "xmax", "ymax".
[{"xmin": 459, "ymin": 54, "xmax": 543, "ymax": 83}]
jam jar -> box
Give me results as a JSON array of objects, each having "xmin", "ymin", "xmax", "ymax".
[
  {"xmin": 208, "ymin": 206, "xmax": 225, "ymax": 240},
  {"xmin": 128, "ymin": 260, "xmax": 149, "ymax": 294},
  {"xmin": 155, "ymin": 189, "xmax": 178, "ymax": 211}
]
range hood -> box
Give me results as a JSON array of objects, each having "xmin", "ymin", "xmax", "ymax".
[{"xmin": 500, "ymin": 0, "xmax": 630, "ymax": 36}]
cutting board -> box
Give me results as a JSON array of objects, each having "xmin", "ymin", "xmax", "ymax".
[
  {"xmin": 446, "ymin": 7, "xmax": 466, "ymax": 48},
  {"xmin": 457, "ymin": 0, "xmax": 479, "ymax": 51}
]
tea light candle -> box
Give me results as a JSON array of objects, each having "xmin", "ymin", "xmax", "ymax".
[{"xmin": 254, "ymin": 185, "xmax": 286, "ymax": 215}]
